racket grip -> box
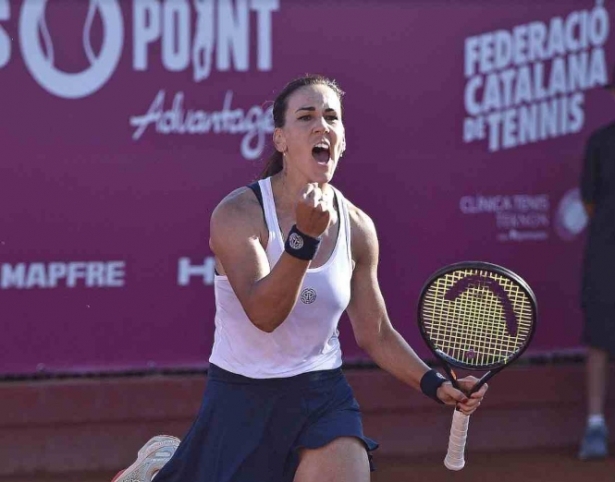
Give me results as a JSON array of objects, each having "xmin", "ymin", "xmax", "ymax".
[{"xmin": 444, "ymin": 409, "xmax": 470, "ymax": 471}]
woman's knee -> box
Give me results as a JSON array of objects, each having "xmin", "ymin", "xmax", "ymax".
[{"xmin": 295, "ymin": 437, "xmax": 369, "ymax": 482}]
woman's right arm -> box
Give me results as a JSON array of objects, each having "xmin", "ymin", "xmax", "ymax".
[{"xmin": 209, "ymin": 185, "xmax": 329, "ymax": 333}]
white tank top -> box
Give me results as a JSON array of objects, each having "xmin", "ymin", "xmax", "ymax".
[{"xmin": 209, "ymin": 177, "xmax": 352, "ymax": 378}]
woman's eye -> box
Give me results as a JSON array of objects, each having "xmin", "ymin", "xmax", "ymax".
[{"xmin": 298, "ymin": 114, "xmax": 338, "ymax": 122}]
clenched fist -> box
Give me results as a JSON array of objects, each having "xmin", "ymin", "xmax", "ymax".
[{"xmin": 295, "ymin": 183, "xmax": 333, "ymax": 238}]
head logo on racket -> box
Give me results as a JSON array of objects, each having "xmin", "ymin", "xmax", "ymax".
[{"xmin": 444, "ymin": 274, "xmax": 518, "ymax": 337}]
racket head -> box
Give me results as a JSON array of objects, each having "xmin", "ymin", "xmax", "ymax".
[{"xmin": 417, "ymin": 261, "xmax": 537, "ymax": 371}]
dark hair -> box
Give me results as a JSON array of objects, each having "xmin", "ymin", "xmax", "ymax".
[{"xmin": 260, "ymin": 74, "xmax": 345, "ymax": 179}]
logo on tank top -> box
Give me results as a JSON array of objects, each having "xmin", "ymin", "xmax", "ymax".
[{"xmin": 300, "ymin": 288, "xmax": 317, "ymax": 304}]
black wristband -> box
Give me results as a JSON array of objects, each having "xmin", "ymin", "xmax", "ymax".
[
  {"xmin": 284, "ymin": 225, "xmax": 321, "ymax": 261},
  {"xmin": 420, "ymin": 369, "xmax": 447, "ymax": 404}
]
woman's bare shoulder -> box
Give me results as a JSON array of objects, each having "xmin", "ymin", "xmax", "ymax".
[
  {"xmin": 213, "ymin": 186, "xmax": 262, "ymax": 218},
  {"xmin": 344, "ymin": 197, "xmax": 377, "ymax": 238},
  {"xmin": 341, "ymin": 196, "xmax": 379, "ymax": 266},
  {"xmin": 210, "ymin": 185, "xmax": 264, "ymax": 233}
]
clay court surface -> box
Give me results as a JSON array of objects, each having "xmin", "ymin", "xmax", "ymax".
[
  {"xmin": 373, "ymin": 450, "xmax": 615, "ymax": 481},
  {"xmin": 4, "ymin": 363, "xmax": 615, "ymax": 482},
  {"xmin": 6, "ymin": 449, "xmax": 615, "ymax": 482}
]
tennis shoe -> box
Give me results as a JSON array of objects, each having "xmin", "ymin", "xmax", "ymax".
[
  {"xmin": 578, "ymin": 423, "xmax": 608, "ymax": 461},
  {"xmin": 111, "ymin": 435, "xmax": 180, "ymax": 482}
]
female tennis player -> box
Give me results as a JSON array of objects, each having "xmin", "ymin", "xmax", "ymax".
[{"xmin": 113, "ymin": 74, "xmax": 488, "ymax": 482}]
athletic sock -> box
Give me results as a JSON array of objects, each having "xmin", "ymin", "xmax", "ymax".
[{"xmin": 588, "ymin": 414, "xmax": 606, "ymax": 428}]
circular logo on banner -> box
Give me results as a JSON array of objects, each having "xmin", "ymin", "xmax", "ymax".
[
  {"xmin": 300, "ymin": 288, "xmax": 317, "ymax": 305},
  {"xmin": 554, "ymin": 187, "xmax": 588, "ymax": 241},
  {"xmin": 19, "ymin": 0, "xmax": 124, "ymax": 99}
]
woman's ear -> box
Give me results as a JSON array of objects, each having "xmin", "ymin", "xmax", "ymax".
[{"xmin": 273, "ymin": 128, "xmax": 286, "ymax": 153}]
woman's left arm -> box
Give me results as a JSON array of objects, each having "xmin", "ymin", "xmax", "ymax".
[{"xmin": 345, "ymin": 205, "xmax": 487, "ymax": 412}]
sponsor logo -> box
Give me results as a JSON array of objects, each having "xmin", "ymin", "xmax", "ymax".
[
  {"xmin": 300, "ymin": 288, "xmax": 317, "ymax": 304},
  {"xmin": 554, "ymin": 187, "xmax": 588, "ymax": 240},
  {"xmin": 460, "ymin": 194, "xmax": 550, "ymax": 242},
  {"xmin": 130, "ymin": 90, "xmax": 273, "ymax": 160},
  {"xmin": 288, "ymin": 232, "xmax": 304, "ymax": 250},
  {"xmin": 462, "ymin": 2, "xmax": 610, "ymax": 152},
  {"xmin": 177, "ymin": 257, "xmax": 215, "ymax": 286},
  {"xmin": 8, "ymin": 0, "xmax": 279, "ymax": 98},
  {"xmin": 1, "ymin": 0, "xmax": 280, "ymax": 159},
  {"xmin": 19, "ymin": 0, "xmax": 123, "ymax": 99},
  {"xmin": 0, "ymin": 261, "xmax": 126, "ymax": 289}
]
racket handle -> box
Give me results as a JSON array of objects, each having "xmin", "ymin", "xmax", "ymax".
[{"xmin": 444, "ymin": 409, "xmax": 470, "ymax": 471}]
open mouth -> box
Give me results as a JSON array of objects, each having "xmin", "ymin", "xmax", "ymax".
[{"xmin": 312, "ymin": 145, "xmax": 331, "ymax": 164}]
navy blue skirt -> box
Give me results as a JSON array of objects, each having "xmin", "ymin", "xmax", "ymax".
[{"xmin": 153, "ymin": 364, "xmax": 379, "ymax": 482}]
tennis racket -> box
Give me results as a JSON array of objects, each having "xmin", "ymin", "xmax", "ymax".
[{"xmin": 417, "ymin": 261, "xmax": 537, "ymax": 471}]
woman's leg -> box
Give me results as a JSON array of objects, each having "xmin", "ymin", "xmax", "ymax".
[{"xmin": 293, "ymin": 437, "xmax": 370, "ymax": 482}]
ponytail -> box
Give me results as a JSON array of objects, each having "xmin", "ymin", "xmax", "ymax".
[{"xmin": 260, "ymin": 150, "xmax": 283, "ymax": 179}]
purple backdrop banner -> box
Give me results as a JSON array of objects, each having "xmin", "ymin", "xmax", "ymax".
[{"xmin": 1, "ymin": 0, "xmax": 614, "ymax": 375}]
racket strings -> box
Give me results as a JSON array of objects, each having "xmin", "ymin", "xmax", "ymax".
[
  {"xmin": 422, "ymin": 269, "xmax": 534, "ymax": 367},
  {"xmin": 433, "ymin": 288, "xmax": 529, "ymax": 364},
  {"xmin": 435, "ymin": 276, "xmax": 530, "ymax": 364}
]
